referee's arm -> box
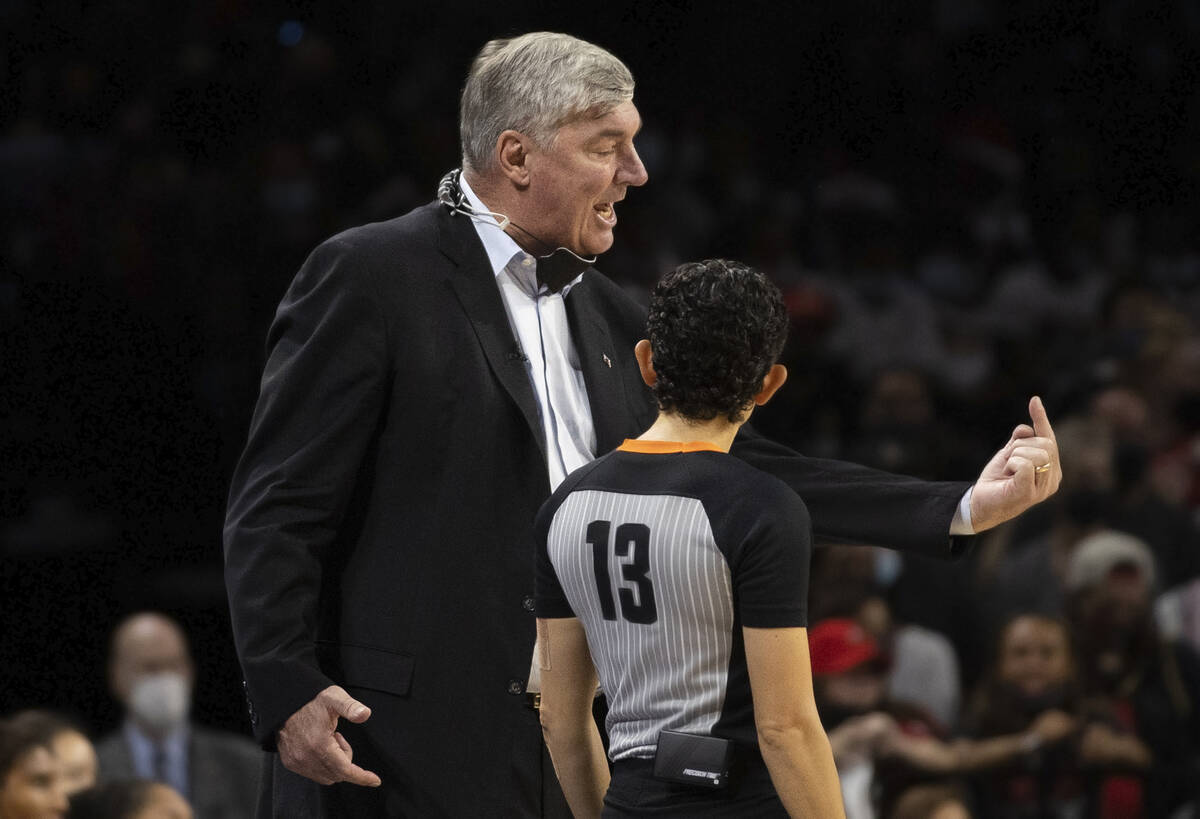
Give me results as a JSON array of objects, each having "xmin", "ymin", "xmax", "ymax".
[
  {"xmin": 745, "ymin": 625, "xmax": 847, "ymax": 818},
  {"xmin": 537, "ymin": 616, "xmax": 609, "ymax": 819}
]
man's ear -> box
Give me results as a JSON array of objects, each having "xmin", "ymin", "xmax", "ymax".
[
  {"xmin": 753, "ymin": 364, "xmax": 788, "ymax": 406},
  {"xmin": 496, "ymin": 130, "xmax": 531, "ymax": 187},
  {"xmin": 634, "ymin": 339, "xmax": 656, "ymax": 387}
]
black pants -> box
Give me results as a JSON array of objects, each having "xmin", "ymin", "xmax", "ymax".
[{"xmin": 602, "ymin": 755, "xmax": 788, "ymax": 818}]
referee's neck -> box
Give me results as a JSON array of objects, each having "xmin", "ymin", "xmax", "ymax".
[{"xmin": 635, "ymin": 412, "xmax": 742, "ymax": 453}]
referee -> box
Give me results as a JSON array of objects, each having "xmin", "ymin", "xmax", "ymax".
[{"xmin": 534, "ymin": 259, "xmax": 844, "ymax": 817}]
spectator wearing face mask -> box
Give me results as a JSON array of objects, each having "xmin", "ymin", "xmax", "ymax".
[{"xmin": 94, "ymin": 613, "xmax": 260, "ymax": 819}]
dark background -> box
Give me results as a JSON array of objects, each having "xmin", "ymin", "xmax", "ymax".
[{"xmin": 2, "ymin": 0, "xmax": 1197, "ymax": 738}]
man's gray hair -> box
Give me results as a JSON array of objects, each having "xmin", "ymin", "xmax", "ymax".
[{"xmin": 460, "ymin": 32, "xmax": 635, "ymax": 174}]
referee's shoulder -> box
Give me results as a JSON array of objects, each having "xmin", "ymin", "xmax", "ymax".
[{"xmin": 704, "ymin": 453, "xmax": 811, "ymax": 519}]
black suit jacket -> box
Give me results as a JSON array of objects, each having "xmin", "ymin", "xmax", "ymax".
[{"xmin": 224, "ymin": 200, "xmax": 969, "ymax": 816}]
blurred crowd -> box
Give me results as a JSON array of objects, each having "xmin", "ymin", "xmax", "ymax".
[
  {"xmin": 1, "ymin": 612, "xmax": 257, "ymax": 819},
  {"xmin": 2, "ymin": 1, "xmax": 1198, "ymax": 817},
  {"xmin": 806, "ymin": 528, "xmax": 1199, "ymax": 818}
]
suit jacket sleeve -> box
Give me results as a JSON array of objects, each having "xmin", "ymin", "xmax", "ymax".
[
  {"xmin": 223, "ymin": 237, "xmax": 390, "ymax": 746},
  {"xmin": 729, "ymin": 424, "xmax": 972, "ymax": 559},
  {"xmin": 590, "ymin": 274, "xmax": 973, "ymax": 560}
]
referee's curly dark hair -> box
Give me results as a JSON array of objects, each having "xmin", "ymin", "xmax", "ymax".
[{"xmin": 646, "ymin": 259, "xmax": 789, "ymax": 423}]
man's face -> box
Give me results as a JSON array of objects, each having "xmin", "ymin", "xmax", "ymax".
[
  {"xmin": 521, "ymin": 100, "xmax": 647, "ymax": 257},
  {"xmin": 110, "ymin": 617, "xmax": 194, "ymax": 706}
]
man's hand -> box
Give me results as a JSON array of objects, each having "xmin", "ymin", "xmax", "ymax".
[
  {"xmin": 277, "ymin": 685, "xmax": 382, "ymax": 787},
  {"xmin": 970, "ymin": 396, "xmax": 1062, "ymax": 533}
]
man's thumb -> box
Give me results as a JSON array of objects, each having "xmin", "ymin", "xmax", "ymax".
[
  {"xmin": 329, "ymin": 687, "xmax": 371, "ymax": 722},
  {"xmin": 1029, "ymin": 395, "xmax": 1053, "ymax": 438}
]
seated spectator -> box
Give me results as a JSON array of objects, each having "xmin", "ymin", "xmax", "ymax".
[
  {"xmin": 0, "ymin": 710, "xmax": 71, "ymax": 819},
  {"xmin": 810, "ymin": 618, "xmax": 946, "ymax": 819},
  {"xmin": 68, "ymin": 780, "xmax": 191, "ymax": 819},
  {"xmin": 50, "ymin": 721, "xmax": 96, "ymax": 799},
  {"xmin": 859, "ymin": 591, "xmax": 961, "ymax": 734},
  {"xmin": 1065, "ymin": 529, "xmax": 1200, "ymax": 818},
  {"xmin": 0, "ymin": 711, "xmax": 98, "ymax": 802},
  {"xmin": 820, "ymin": 614, "xmax": 1083, "ymax": 818},
  {"xmin": 95, "ymin": 613, "xmax": 260, "ymax": 819},
  {"xmin": 958, "ymin": 614, "xmax": 1085, "ymax": 819},
  {"xmin": 882, "ymin": 592, "xmax": 1197, "ymax": 819},
  {"xmin": 808, "ymin": 545, "xmax": 962, "ymax": 731}
]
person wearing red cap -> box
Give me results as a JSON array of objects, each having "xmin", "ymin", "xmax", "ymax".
[
  {"xmin": 810, "ymin": 618, "xmax": 884, "ymax": 677},
  {"xmin": 808, "ymin": 617, "xmax": 950, "ymax": 819}
]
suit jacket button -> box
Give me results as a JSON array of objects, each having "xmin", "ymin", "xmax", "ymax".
[
  {"xmin": 522, "ymin": 596, "xmax": 535, "ymax": 613},
  {"xmin": 507, "ymin": 679, "xmax": 525, "ymax": 695}
]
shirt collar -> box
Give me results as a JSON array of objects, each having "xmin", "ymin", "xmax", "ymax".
[
  {"xmin": 458, "ymin": 173, "xmax": 530, "ymax": 279},
  {"xmin": 458, "ymin": 173, "xmax": 585, "ymax": 295},
  {"xmin": 123, "ymin": 720, "xmax": 189, "ymax": 755},
  {"xmin": 617, "ymin": 439, "xmax": 725, "ymax": 454}
]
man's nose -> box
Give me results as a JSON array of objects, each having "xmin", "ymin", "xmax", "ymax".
[{"xmin": 619, "ymin": 144, "xmax": 649, "ymax": 187}]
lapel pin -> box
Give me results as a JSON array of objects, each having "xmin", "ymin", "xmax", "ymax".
[{"xmin": 603, "ymin": 353, "xmax": 612, "ymax": 369}]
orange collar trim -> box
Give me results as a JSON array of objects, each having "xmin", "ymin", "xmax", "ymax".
[{"xmin": 618, "ymin": 439, "xmax": 724, "ymax": 454}]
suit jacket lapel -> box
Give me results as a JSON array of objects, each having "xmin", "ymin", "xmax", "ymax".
[
  {"xmin": 438, "ymin": 207, "xmax": 547, "ymax": 460},
  {"xmin": 566, "ymin": 276, "xmax": 636, "ymax": 455}
]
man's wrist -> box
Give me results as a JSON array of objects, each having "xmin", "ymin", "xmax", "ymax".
[{"xmin": 949, "ymin": 488, "xmax": 975, "ymax": 536}]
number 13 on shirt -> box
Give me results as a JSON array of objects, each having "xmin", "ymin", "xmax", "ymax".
[{"xmin": 586, "ymin": 519, "xmax": 659, "ymax": 625}]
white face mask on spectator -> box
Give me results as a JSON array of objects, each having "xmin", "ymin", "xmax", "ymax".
[{"xmin": 129, "ymin": 672, "xmax": 191, "ymax": 733}]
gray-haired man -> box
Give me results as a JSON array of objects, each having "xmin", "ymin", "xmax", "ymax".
[{"xmin": 224, "ymin": 31, "xmax": 1059, "ymax": 818}]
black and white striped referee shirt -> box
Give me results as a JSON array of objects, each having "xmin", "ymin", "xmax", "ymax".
[{"xmin": 535, "ymin": 439, "xmax": 812, "ymax": 761}]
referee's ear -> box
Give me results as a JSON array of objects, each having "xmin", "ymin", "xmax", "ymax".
[
  {"xmin": 753, "ymin": 364, "xmax": 788, "ymax": 407},
  {"xmin": 635, "ymin": 339, "xmax": 657, "ymax": 387}
]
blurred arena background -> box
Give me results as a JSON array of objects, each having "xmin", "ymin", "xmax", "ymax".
[{"xmin": 2, "ymin": 0, "xmax": 1197, "ymax": 751}]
